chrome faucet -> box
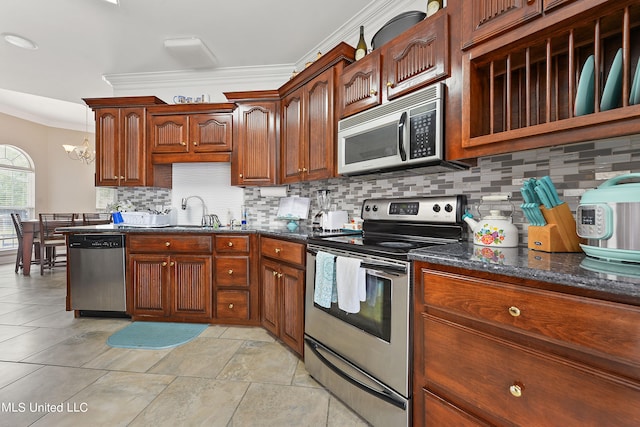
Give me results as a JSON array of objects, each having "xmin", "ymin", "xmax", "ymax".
[{"xmin": 181, "ymin": 195, "xmax": 208, "ymax": 227}]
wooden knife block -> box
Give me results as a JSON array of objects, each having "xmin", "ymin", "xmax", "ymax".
[{"xmin": 528, "ymin": 203, "xmax": 584, "ymax": 252}]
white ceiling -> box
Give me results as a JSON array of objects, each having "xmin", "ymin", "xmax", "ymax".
[{"xmin": 0, "ymin": 0, "xmax": 388, "ymax": 131}]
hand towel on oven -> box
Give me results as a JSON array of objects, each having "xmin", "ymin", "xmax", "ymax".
[
  {"xmin": 314, "ymin": 251, "xmax": 336, "ymax": 308},
  {"xmin": 336, "ymin": 256, "xmax": 366, "ymax": 313}
]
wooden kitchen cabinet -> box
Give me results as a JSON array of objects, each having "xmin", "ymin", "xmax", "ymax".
[
  {"xmin": 147, "ymin": 103, "xmax": 235, "ymax": 164},
  {"xmin": 84, "ymin": 96, "xmax": 167, "ymax": 187},
  {"xmin": 460, "ymin": 0, "xmax": 640, "ymax": 157},
  {"xmin": 279, "ymin": 43, "xmax": 354, "ymax": 183},
  {"xmin": 413, "ymin": 261, "xmax": 640, "ymax": 426},
  {"xmin": 213, "ymin": 234, "xmax": 259, "ymax": 324},
  {"xmin": 224, "ymin": 91, "xmax": 280, "ymax": 186},
  {"xmin": 127, "ymin": 234, "xmax": 213, "ymax": 322},
  {"xmin": 260, "ymin": 237, "xmax": 306, "ymax": 356},
  {"xmin": 338, "ymin": 11, "xmax": 449, "ymax": 118}
]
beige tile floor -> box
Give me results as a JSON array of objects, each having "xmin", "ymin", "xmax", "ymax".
[{"xmin": 0, "ymin": 264, "xmax": 370, "ymax": 426}]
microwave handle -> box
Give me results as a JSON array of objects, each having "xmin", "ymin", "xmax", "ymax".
[{"xmin": 398, "ymin": 111, "xmax": 407, "ymax": 161}]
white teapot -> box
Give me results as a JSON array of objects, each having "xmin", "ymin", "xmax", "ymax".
[{"xmin": 463, "ymin": 209, "xmax": 519, "ymax": 247}]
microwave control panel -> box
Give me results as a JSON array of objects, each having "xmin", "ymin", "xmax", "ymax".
[{"xmin": 409, "ymin": 102, "xmax": 437, "ymax": 159}]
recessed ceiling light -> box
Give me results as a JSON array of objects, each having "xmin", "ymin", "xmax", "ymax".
[{"xmin": 2, "ymin": 33, "xmax": 38, "ymax": 50}]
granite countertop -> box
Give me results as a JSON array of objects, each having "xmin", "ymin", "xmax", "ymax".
[{"xmin": 409, "ymin": 242, "xmax": 640, "ymax": 303}]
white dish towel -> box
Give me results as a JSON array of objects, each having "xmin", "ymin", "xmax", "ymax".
[{"xmin": 335, "ymin": 256, "xmax": 366, "ymax": 313}]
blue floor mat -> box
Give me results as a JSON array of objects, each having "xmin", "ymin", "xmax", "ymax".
[{"xmin": 107, "ymin": 321, "xmax": 208, "ymax": 350}]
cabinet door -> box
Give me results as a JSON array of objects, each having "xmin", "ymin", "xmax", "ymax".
[
  {"xmin": 149, "ymin": 114, "xmax": 189, "ymax": 153},
  {"xmin": 171, "ymin": 254, "xmax": 212, "ymax": 320},
  {"xmin": 281, "ymin": 88, "xmax": 304, "ymax": 183},
  {"xmin": 120, "ymin": 107, "xmax": 146, "ymax": 186},
  {"xmin": 279, "ymin": 263, "xmax": 305, "ymax": 356},
  {"xmin": 383, "ymin": 11, "xmax": 450, "ymax": 101},
  {"xmin": 129, "ymin": 254, "xmax": 170, "ymax": 318},
  {"xmin": 190, "ymin": 113, "xmax": 233, "ymax": 153},
  {"xmin": 232, "ymin": 102, "xmax": 278, "ymax": 186},
  {"xmin": 94, "ymin": 108, "xmax": 120, "ymax": 187},
  {"xmin": 304, "ymin": 67, "xmax": 335, "ymax": 182},
  {"xmin": 339, "ymin": 50, "xmax": 382, "ymax": 118},
  {"xmin": 461, "ymin": 0, "xmax": 542, "ymax": 49},
  {"xmin": 260, "ymin": 258, "xmax": 280, "ymax": 336}
]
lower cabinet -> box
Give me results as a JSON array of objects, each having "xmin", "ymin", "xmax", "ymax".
[
  {"xmin": 127, "ymin": 234, "xmax": 213, "ymax": 322},
  {"xmin": 413, "ymin": 261, "xmax": 640, "ymax": 426},
  {"xmin": 260, "ymin": 237, "xmax": 306, "ymax": 356}
]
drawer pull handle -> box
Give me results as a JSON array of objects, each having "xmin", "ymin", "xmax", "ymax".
[
  {"xmin": 228, "ymin": 303, "xmax": 234, "ymax": 309},
  {"xmin": 508, "ymin": 306, "xmax": 521, "ymax": 317},
  {"xmin": 165, "ymin": 242, "xmax": 171, "ymax": 247},
  {"xmin": 228, "ymin": 269, "xmax": 233, "ymax": 275},
  {"xmin": 275, "ymin": 248, "xmax": 281, "ymax": 254},
  {"xmin": 509, "ymin": 384, "xmax": 523, "ymax": 398},
  {"xmin": 227, "ymin": 242, "xmax": 233, "ymax": 247}
]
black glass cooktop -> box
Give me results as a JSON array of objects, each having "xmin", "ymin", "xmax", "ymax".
[{"xmin": 309, "ymin": 234, "xmax": 446, "ymax": 259}]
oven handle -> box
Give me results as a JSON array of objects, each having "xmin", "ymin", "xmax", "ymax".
[
  {"xmin": 307, "ymin": 249, "xmax": 406, "ymax": 275},
  {"xmin": 398, "ymin": 111, "xmax": 407, "ymax": 161},
  {"xmin": 304, "ymin": 337, "xmax": 407, "ymax": 410}
]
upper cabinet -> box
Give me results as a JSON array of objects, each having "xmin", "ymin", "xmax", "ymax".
[
  {"xmin": 460, "ymin": 0, "xmax": 640, "ymax": 157},
  {"xmin": 147, "ymin": 103, "xmax": 235, "ymax": 164},
  {"xmin": 339, "ymin": 11, "xmax": 449, "ymax": 118},
  {"xmin": 279, "ymin": 42, "xmax": 355, "ymax": 183},
  {"xmin": 224, "ymin": 90, "xmax": 280, "ymax": 186},
  {"xmin": 84, "ymin": 96, "xmax": 167, "ymax": 188}
]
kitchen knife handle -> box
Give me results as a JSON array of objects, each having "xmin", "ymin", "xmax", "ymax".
[{"xmin": 534, "ymin": 186, "xmax": 553, "ymax": 209}]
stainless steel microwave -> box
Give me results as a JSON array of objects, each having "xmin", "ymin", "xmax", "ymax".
[{"xmin": 338, "ymin": 83, "xmax": 466, "ymax": 175}]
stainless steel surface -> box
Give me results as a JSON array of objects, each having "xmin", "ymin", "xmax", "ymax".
[
  {"xmin": 305, "ymin": 247, "xmax": 410, "ymax": 396},
  {"xmin": 69, "ymin": 234, "xmax": 126, "ymax": 312},
  {"xmin": 577, "ymin": 202, "xmax": 640, "ymax": 250},
  {"xmin": 362, "ymin": 195, "xmax": 466, "ymax": 223}
]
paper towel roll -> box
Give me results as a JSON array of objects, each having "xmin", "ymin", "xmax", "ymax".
[{"xmin": 259, "ymin": 186, "xmax": 288, "ymax": 197}]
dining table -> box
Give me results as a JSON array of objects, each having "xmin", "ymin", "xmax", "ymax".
[{"xmin": 21, "ymin": 219, "xmax": 40, "ymax": 276}]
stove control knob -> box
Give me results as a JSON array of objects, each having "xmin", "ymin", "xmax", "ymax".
[
  {"xmin": 445, "ymin": 204, "xmax": 453, "ymax": 213},
  {"xmin": 372, "ymin": 205, "xmax": 378, "ymax": 212},
  {"xmin": 433, "ymin": 204, "xmax": 441, "ymax": 212},
  {"xmin": 364, "ymin": 205, "xmax": 371, "ymax": 212}
]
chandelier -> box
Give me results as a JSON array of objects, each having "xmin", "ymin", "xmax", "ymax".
[{"xmin": 62, "ymin": 106, "xmax": 95, "ymax": 164}]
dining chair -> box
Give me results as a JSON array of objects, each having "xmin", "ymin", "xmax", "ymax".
[
  {"xmin": 39, "ymin": 213, "xmax": 76, "ymax": 275},
  {"xmin": 10, "ymin": 213, "xmax": 41, "ymax": 274},
  {"xmin": 82, "ymin": 212, "xmax": 112, "ymax": 225}
]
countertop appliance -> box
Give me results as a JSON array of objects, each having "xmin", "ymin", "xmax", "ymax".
[
  {"xmin": 322, "ymin": 210, "xmax": 348, "ymax": 231},
  {"xmin": 337, "ymin": 83, "xmax": 468, "ymax": 176},
  {"xmin": 577, "ymin": 173, "xmax": 640, "ymax": 263},
  {"xmin": 305, "ymin": 195, "xmax": 467, "ymax": 426},
  {"xmin": 68, "ymin": 234, "xmax": 127, "ymax": 316}
]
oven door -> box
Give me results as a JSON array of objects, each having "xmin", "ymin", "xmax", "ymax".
[{"xmin": 304, "ymin": 246, "xmax": 410, "ymax": 397}]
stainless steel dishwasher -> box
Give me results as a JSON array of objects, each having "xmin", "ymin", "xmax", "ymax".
[{"xmin": 68, "ymin": 234, "xmax": 127, "ymax": 316}]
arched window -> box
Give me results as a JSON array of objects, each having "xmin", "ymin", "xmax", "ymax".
[{"xmin": 0, "ymin": 145, "xmax": 35, "ymax": 250}]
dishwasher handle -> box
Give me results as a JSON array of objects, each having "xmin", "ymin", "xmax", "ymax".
[{"xmin": 68, "ymin": 234, "xmax": 125, "ymax": 249}]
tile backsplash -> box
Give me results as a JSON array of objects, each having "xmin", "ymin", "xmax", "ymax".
[{"xmin": 121, "ymin": 135, "xmax": 639, "ymax": 246}]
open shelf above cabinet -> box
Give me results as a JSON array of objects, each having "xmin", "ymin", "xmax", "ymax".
[{"xmin": 462, "ymin": 2, "xmax": 640, "ymax": 154}]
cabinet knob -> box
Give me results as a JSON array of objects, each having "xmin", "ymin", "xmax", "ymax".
[
  {"xmin": 277, "ymin": 273, "xmax": 283, "ymax": 278},
  {"xmin": 181, "ymin": 141, "xmax": 187, "ymax": 146},
  {"xmin": 120, "ymin": 176, "xmax": 125, "ymax": 179},
  {"xmin": 508, "ymin": 306, "xmax": 521, "ymax": 317},
  {"xmin": 228, "ymin": 303, "xmax": 234, "ymax": 309},
  {"xmin": 273, "ymin": 271, "xmax": 278, "ymax": 276},
  {"xmin": 275, "ymin": 248, "xmax": 281, "ymax": 254},
  {"xmin": 386, "ymin": 81, "xmax": 394, "ymax": 88},
  {"xmin": 239, "ymin": 173, "xmax": 243, "ymax": 178},
  {"xmin": 509, "ymin": 384, "xmax": 523, "ymax": 398},
  {"xmin": 228, "ymin": 269, "xmax": 233, "ymax": 275},
  {"xmin": 113, "ymin": 176, "xmax": 118, "ymax": 179},
  {"xmin": 193, "ymin": 141, "xmax": 198, "ymax": 146},
  {"xmin": 298, "ymin": 168, "xmax": 302, "ymax": 173},
  {"xmin": 527, "ymin": 0, "xmax": 535, "ymax": 4},
  {"xmin": 370, "ymin": 89, "xmax": 377, "ymax": 96},
  {"xmin": 302, "ymin": 167, "xmax": 307, "ymax": 172},
  {"xmin": 170, "ymin": 261, "xmax": 175, "ymax": 267},
  {"xmin": 165, "ymin": 241, "xmax": 171, "ymax": 247},
  {"xmin": 162, "ymin": 261, "xmax": 167, "ymax": 267},
  {"xmin": 227, "ymin": 241, "xmax": 233, "ymax": 247}
]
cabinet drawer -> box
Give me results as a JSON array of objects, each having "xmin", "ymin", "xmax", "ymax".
[
  {"xmin": 215, "ymin": 256, "xmax": 249, "ymax": 287},
  {"xmin": 422, "ymin": 270, "xmax": 640, "ymax": 369},
  {"xmin": 423, "ymin": 315, "xmax": 640, "ymax": 427},
  {"xmin": 422, "ymin": 388, "xmax": 489, "ymax": 427},
  {"xmin": 128, "ymin": 234, "xmax": 213, "ymax": 253},
  {"xmin": 216, "ymin": 290, "xmax": 249, "ymax": 320},
  {"xmin": 215, "ymin": 235, "xmax": 250, "ymax": 253},
  {"xmin": 260, "ymin": 237, "xmax": 305, "ymax": 266}
]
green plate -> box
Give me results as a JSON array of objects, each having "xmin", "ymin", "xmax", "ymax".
[
  {"xmin": 580, "ymin": 244, "xmax": 640, "ymax": 263},
  {"xmin": 575, "ymin": 55, "xmax": 595, "ymax": 116},
  {"xmin": 601, "ymin": 48, "xmax": 623, "ymax": 111},
  {"xmin": 630, "ymin": 59, "xmax": 640, "ymax": 105}
]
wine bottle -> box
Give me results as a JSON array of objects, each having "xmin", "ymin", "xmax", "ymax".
[{"xmin": 355, "ymin": 26, "xmax": 367, "ymax": 60}]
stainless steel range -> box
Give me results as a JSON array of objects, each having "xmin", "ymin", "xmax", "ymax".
[{"xmin": 304, "ymin": 195, "xmax": 467, "ymax": 427}]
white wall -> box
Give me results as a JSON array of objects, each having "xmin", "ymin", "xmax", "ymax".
[{"xmin": 0, "ymin": 113, "xmax": 98, "ymax": 216}]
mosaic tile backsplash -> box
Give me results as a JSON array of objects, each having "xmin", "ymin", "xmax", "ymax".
[{"xmin": 121, "ymin": 135, "xmax": 639, "ymax": 246}]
